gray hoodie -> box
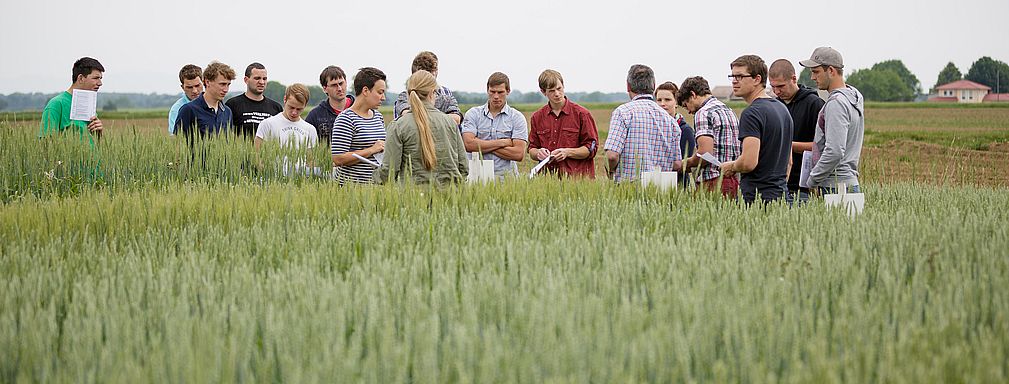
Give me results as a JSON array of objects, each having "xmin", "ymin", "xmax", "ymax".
[{"xmin": 809, "ymin": 85, "xmax": 864, "ymax": 188}]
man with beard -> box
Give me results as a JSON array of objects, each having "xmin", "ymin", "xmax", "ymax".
[{"xmin": 226, "ymin": 62, "xmax": 283, "ymax": 139}]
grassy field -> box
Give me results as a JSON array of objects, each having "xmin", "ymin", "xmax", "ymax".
[{"xmin": 1, "ymin": 104, "xmax": 1007, "ymax": 382}]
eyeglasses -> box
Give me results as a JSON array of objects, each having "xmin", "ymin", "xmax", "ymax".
[{"xmin": 728, "ymin": 74, "xmax": 757, "ymax": 82}]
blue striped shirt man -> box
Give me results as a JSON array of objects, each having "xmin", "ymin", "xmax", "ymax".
[{"xmin": 331, "ymin": 109, "xmax": 386, "ymax": 184}]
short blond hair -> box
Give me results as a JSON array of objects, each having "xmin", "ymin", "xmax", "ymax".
[
  {"xmin": 538, "ymin": 69, "xmax": 564, "ymax": 92},
  {"xmin": 285, "ymin": 83, "xmax": 310, "ymax": 105}
]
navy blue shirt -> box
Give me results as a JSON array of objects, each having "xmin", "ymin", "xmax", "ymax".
[
  {"xmin": 305, "ymin": 95, "xmax": 354, "ymax": 149},
  {"xmin": 175, "ymin": 93, "xmax": 232, "ymax": 137},
  {"xmin": 676, "ymin": 116, "xmax": 696, "ymax": 188},
  {"xmin": 737, "ymin": 98, "xmax": 793, "ymax": 203}
]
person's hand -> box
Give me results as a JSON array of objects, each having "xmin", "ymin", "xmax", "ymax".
[
  {"xmin": 550, "ymin": 148, "xmax": 570, "ymax": 161},
  {"xmin": 534, "ymin": 148, "xmax": 551, "ymax": 161},
  {"xmin": 719, "ymin": 161, "xmax": 736, "ymax": 177},
  {"xmin": 370, "ymin": 140, "xmax": 385, "ymax": 153},
  {"xmin": 87, "ymin": 116, "xmax": 103, "ymax": 136},
  {"xmin": 497, "ymin": 138, "xmax": 513, "ymax": 147}
]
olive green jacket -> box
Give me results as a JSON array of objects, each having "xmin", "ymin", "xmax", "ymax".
[{"xmin": 377, "ymin": 103, "xmax": 469, "ymax": 185}]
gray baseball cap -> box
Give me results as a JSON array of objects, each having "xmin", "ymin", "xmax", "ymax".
[{"xmin": 799, "ymin": 47, "xmax": 844, "ymax": 68}]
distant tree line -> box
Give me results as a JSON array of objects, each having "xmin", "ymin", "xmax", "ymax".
[
  {"xmin": 0, "ymin": 92, "xmax": 181, "ymax": 112},
  {"xmin": 5, "ymin": 56, "xmax": 1007, "ymax": 110},
  {"xmin": 800, "ymin": 56, "xmax": 1008, "ymax": 102},
  {"xmin": 932, "ymin": 56, "xmax": 1009, "ymax": 94}
]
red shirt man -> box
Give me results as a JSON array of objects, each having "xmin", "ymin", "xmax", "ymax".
[{"xmin": 528, "ymin": 69, "xmax": 599, "ymax": 178}]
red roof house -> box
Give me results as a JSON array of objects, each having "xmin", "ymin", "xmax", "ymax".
[{"xmin": 930, "ymin": 80, "xmax": 991, "ymax": 103}]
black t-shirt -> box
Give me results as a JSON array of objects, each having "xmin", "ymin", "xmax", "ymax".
[
  {"xmin": 225, "ymin": 94, "xmax": 283, "ymax": 139},
  {"xmin": 737, "ymin": 98, "xmax": 793, "ymax": 203}
]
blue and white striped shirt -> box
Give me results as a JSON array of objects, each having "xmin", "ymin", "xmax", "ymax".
[{"xmin": 331, "ymin": 109, "xmax": 386, "ymax": 184}]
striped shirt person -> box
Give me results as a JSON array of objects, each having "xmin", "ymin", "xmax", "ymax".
[
  {"xmin": 331, "ymin": 109, "xmax": 386, "ymax": 184},
  {"xmin": 330, "ymin": 67, "xmax": 389, "ymax": 185}
]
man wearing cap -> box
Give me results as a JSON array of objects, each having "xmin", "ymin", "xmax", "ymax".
[
  {"xmin": 769, "ymin": 59, "xmax": 824, "ymax": 204},
  {"xmin": 799, "ymin": 47, "xmax": 865, "ymax": 194}
]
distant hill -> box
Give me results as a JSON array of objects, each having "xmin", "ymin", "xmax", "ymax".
[
  {"xmin": 1, "ymin": 90, "xmax": 630, "ymax": 112},
  {"xmin": 452, "ymin": 90, "xmax": 628, "ymax": 105},
  {"xmin": 0, "ymin": 92, "xmax": 184, "ymax": 112}
]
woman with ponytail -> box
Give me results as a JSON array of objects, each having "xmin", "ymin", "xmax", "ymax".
[{"xmin": 377, "ymin": 70, "xmax": 468, "ymax": 185}]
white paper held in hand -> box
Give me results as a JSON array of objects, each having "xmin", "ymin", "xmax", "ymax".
[
  {"xmin": 699, "ymin": 152, "xmax": 721, "ymax": 167},
  {"xmin": 798, "ymin": 151, "xmax": 813, "ymax": 188},
  {"xmin": 528, "ymin": 155, "xmax": 553, "ymax": 179},
  {"xmin": 351, "ymin": 153, "xmax": 382, "ymax": 168},
  {"xmin": 70, "ymin": 89, "xmax": 98, "ymax": 121}
]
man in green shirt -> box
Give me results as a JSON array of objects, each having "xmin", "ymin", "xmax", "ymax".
[{"xmin": 40, "ymin": 57, "xmax": 105, "ymax": 146}]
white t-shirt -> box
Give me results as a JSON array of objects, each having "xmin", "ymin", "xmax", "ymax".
[{"xmin": 255, "ymin": 113, "xmax": 319, "ymax": 149}]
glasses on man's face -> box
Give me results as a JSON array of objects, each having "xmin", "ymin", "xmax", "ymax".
[{"xmin": 728, "ymin": 74, "xmax": 756, "ymax": 82}]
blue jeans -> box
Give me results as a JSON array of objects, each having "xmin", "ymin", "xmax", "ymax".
[
  {"xmin": 785, "ymin": 187, "xmax": 810, "ymax": 207},
  {"xmin": 818, "ymin": 185, "xmax": 861, "ymax": 195}
]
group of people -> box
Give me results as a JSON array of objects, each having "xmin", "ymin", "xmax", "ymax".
[{"xmin": 40, "ymin": 47, "xmax": 865, "ymax": 204}]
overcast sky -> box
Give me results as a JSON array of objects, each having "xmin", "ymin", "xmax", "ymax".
[{"xmin": 2, "ymin": 0, "xmax": 1006, "ymax": 96}]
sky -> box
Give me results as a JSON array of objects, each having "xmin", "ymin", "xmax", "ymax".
[{"xmin": 1, "ymin": 0, "xmax": 1007, "ymax": 96}]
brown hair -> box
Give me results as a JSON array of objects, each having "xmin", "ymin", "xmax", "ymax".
[
  {"xmin": 730, "ymin": 55, "xmax": 767, "ymax": 88},
  {"xmin": 72, "ymin": 57, "xmax": 104, "ymax": 83},
  {"xmin": 768, "ymin": 59, "xmax": 796, "ymax": 79},
  {"xmin": 676, "ymin": 76, "xmax": 711, "ymax": 106},
  {"xmin": 352, "ymin": 67, "xmax": 387, "ymax": 96},
  {"xmin": 406, "ymin": 70, "xmax": 438, "ymax": 171},
  {"xmin": 655, "ymin": 81, "xmax": 678, "ymax": 96},
  {"xmin": 203, "ymin": 61, "xmax": 236, "ymax": 83},
  {"xmin": 487, "ymin": 72, "xmax": 510, "ymax": 91},
  {"xmin": 538, "ymin": 69, "xmax": 564, "ymax": 92},
  {"xmin": 179, "ymin": 64, "xmax": 202, "ymax": 84},
  {"xmin": 285, "ymin": 83, "xmax": 310, "ymax": 105},
  {"xmin": 319, "ymin": 65, "xmax": 346, "ymax": 87},
  {"xmin": 411, "ymin": 51, "xmax": 439, "ymax": 74}
]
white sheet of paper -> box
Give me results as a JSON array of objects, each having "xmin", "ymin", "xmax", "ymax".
[
  {"xmin": 352, "ymin": 153, "xmax": 382, "ymax": 168},
  {"xmin": 798, "ymin": 151, "xmax": 813, "ymax": 188},
  {"xmin": 528, "ymin": 155, "xmax": 553, "ymax": 178},
  {"xmin": 699, "ymin": 152, "xmax": 721, "ymax": 167},
  {"xmin": 70, "ymin": 89, "xmax": 98, "ymax": 121}
]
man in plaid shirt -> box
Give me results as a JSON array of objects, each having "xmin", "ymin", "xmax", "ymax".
[
  {"xmin": 393, "ymin": 51, "xmax": 463, "ymax": 126},
  {"xmin": 677, "ymin": 76, "xmax": 741, "ymax": 198},
  {"xmin": 603, "ymin": 64, "xmax": 682, "ymax": 182}
]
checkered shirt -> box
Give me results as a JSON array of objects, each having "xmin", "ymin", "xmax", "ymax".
[
  {"xmin": 603, "ymin": 95, "xmax": 682, "ymax": 182},
  {"xmin": 693, "ymin": 97, "xmax": 741, "ymax": 182}
]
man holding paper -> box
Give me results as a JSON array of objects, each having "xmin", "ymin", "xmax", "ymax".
[
  {"xmin": 677, "ymin": 76, "xmax": 739, "ymax": 197},
  {"xmin": 40, "ymin": 57, "xmax": 105, "ymax": 146},
  {"xmin": 604, "ymin": 64, "xmax": 681, "ymax": 183},
  {"xmin": 718, "ymin": 55, "xmax": 793, "ymax": 204},
  {"xmin": 527, "ymin": 70, "xmax": 598, "ymax": 178},
  {"xmin": 800, "ymin": 47, "xmax": 865, "ymax": 194}
]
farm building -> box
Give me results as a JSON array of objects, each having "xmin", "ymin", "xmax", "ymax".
[{"xmin": 929, "ymin": 80, "xmax": 1009, "ymax": 103}]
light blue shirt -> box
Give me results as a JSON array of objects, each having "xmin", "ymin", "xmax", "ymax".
[
  {"xmin": 168, "ymin": 95, "xmax": 194, "ymax": 135},
  {"xmin": 461, "ymin": 103, "xmax": 528, "ymax": 176}
]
